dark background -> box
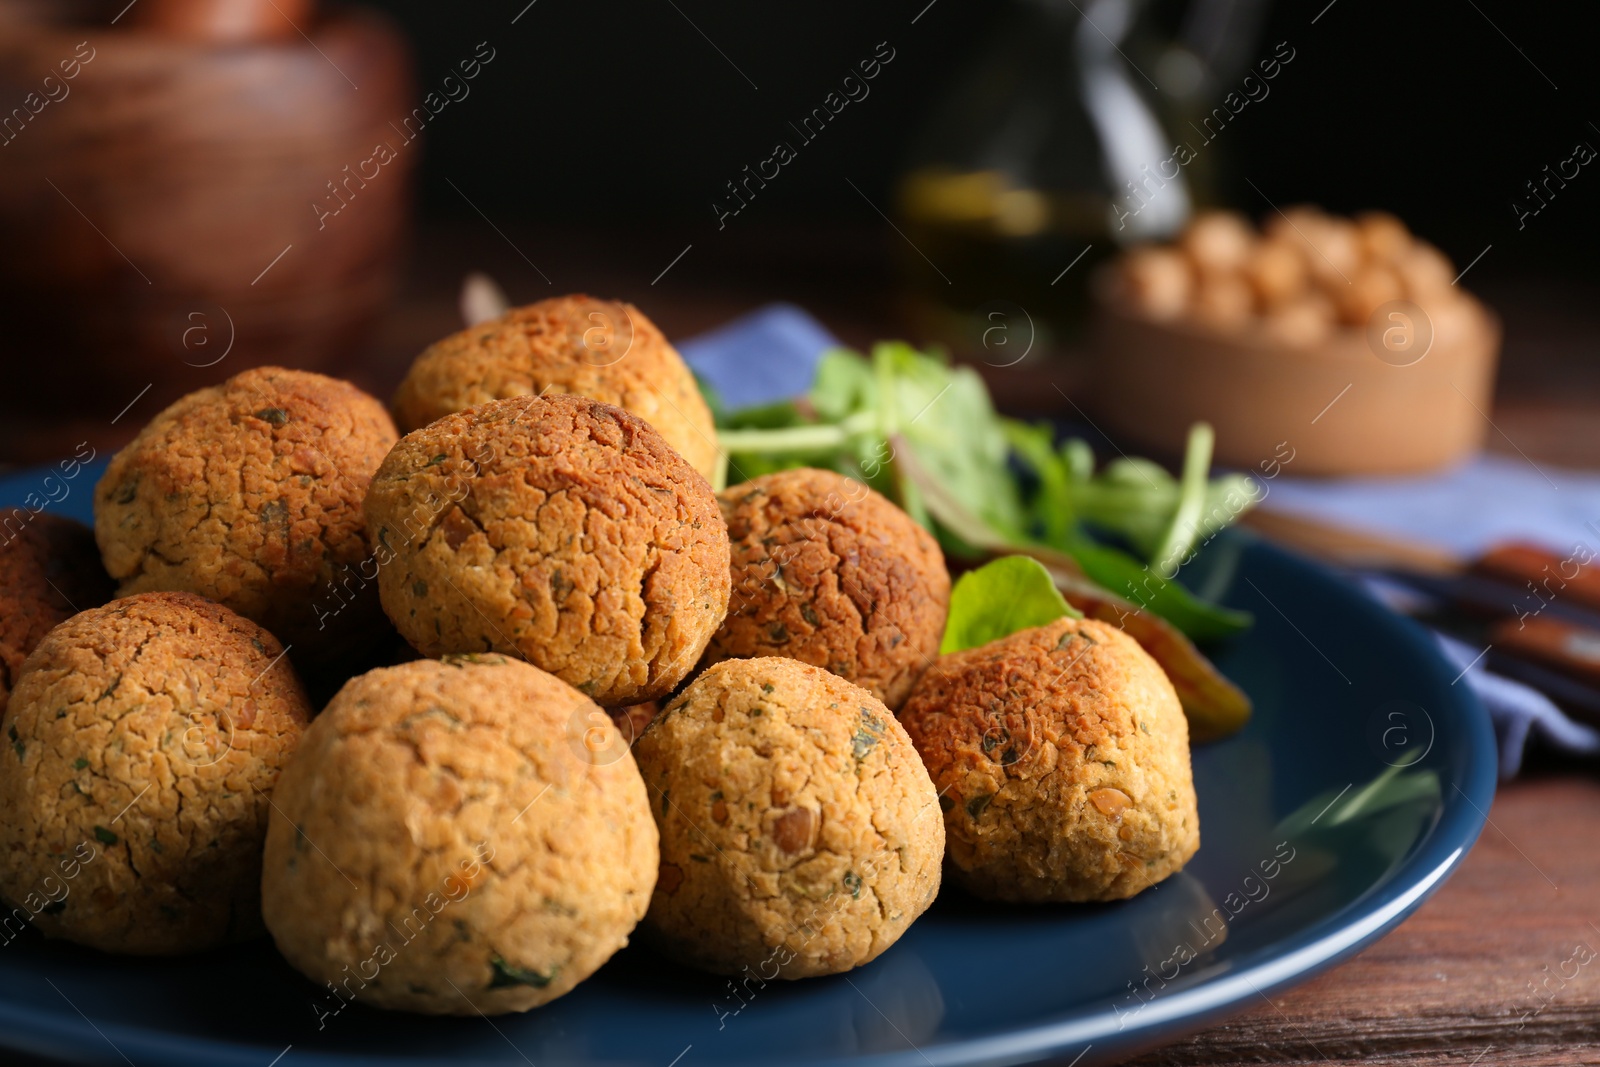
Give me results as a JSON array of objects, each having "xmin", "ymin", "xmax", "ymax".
[{"xmin": 369, "ymin": 0, "xmax": 1600, "ymax": 280}]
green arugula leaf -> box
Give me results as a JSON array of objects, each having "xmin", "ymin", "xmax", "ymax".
[
  {"xmin": 810, "ymin": 348, "xmax": 877, "ymax": 422},
  {"xmin": 1275, "ymin": 756, "xmax": 1439, "ymax": 841},
  {"xmin": 1066, "ymin": 538, "xmax": 1252, "ymax": 642},
  {"xmin": 941, "ymin": 556, "xmax": 1083, "ymax": 654},
  {"xmin": 719, "ymin": 398, "xmax": 806, "ymax": 432}
]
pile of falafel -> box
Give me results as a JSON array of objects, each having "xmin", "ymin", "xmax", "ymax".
[{"xmin": 0, "ymin": 294, "xmax": 1200, "ymax": 1016}]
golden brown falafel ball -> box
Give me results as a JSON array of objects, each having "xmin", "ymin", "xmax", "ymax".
[
  {"xmin": 93, "ymin": 367, "xmax": 398, "ymax": 665},
  {"xmin": 900, "ymin": 617, "xmax": 1198, "ymax": 903},
  {"xmin": 0, "ymin": 511, "xmax": 114, "ymax": 714},
  {"xmin": 261, "ymin": 656, "xmax": 658, "ymax": 1016},
  {"xmin": 364, "ymin": 394, "xmax": 730, "ymax": 707},
  {"xmin": 0, "ymin": 592, "xmax": 311, "ymax": 954},
  {"xmin": 635, "ymin": 657, "xmax": 944, "ymax": 978},
  {"xmin": 703, "ymin": 469, "xmax": 950, "ymax": 711},
  {"xmin": 392, "ymin": 295, "xmax": 719, "ymax": 480}
]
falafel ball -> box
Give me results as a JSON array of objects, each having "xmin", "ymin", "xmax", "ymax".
[
  {"xmin": 392, "ymin": 295, "xmax": 719, "ymax": 480},
  {"xmin": 703, "ymin": 469, "xmax": 950, "ymax": 710},
  {"xmin": 634, "ymin": 657, "xmax": 944, "ymax": 978},
  {"xmin": 261, "ymin": 656, "xmax": 658, "ymax": 1016},
  {"xmin": 0, "ymin": 592, "xmax": 311, "ymax": 954},
  {"xmin": 900, "ymin": 617, "xmax": 1199, "ymax": 903},
  {"xmin": 364, "ymin": 394, "xmax": 730, "ymax": 707},
  {"xmin": 93, "ymin": 367, "xmax": 398, "ymax": 664},
  {"xmin": 0, "ymin": 511, "xmax": 115, "ymax": 714}
]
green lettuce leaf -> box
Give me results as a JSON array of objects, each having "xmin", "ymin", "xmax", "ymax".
[{"xmin": 941, "ymin": 556, "xmax": 1083, "ymax": 654}]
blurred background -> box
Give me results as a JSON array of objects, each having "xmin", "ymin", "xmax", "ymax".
[{"xmin": 1, "ymin": 0, "xmax": 1598, "ymax": 465}]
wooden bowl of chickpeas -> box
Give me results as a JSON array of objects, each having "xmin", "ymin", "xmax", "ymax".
[{"xmin": 1091, "ymin": 208, "xmax": 1499, "ymax": 476}]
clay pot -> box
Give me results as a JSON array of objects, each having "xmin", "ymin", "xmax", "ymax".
[
  {"xmin": 1091, "ymin": 297, "xmax": 1500, "ymax": 477},
  {"xmin": 0, "ymin": 0, "xmax": 414, "ymax": 461}
]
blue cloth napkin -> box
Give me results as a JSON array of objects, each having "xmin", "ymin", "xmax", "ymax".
[
  {"xmin": 678, "ymin": 303, "xmax": 1599, "ymax": 778},
  {"xmin": 1265, "ymin": 454, "xmax": 1600, "ymax": 559},
  {"xmin": 678, "ymin": 303, "xmax": 840, "ymax": 410}
]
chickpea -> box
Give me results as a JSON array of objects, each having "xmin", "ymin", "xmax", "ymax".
[
  {"xmin": 1264, "ymin": 204, "xmax": 1329, "ymax": 245},
  {"xmin": 1263, "ymin": 207, "xmax": 1361, "ymax": 289},
  {"xmin": 1179, "ymin": 211, "xmax": 1255, "ymax": 273},
  {"xmin": 1396, "ymin": 241, "xmax": 1457, "ymax": 301},
  {"xmin": 1115, "ymin": 246, "xmax": 1192, "ymax": 320},
  {"xmin": 1260, "ymin": 294, "xmax": 1336, "ymax": 347},
  {"xmin": 1103, "ymin": 207, "xmax": 1476, "ymax": 349},
  {"xmin": 1189, "ymin": 272, "xmax": 1255, "ymax": 331},
  {"xmin": 1303, "ymin": 218, "xmax": 1363, "ymax": 288},
  {"xmin": 1420, "ymin": 292, "xmax": 1481, "ymax": 348},
  {"xmin": 1356, "ymin": 211, "xmax": 1411, "ymax": 263},
  {"xmin": 1336, "ymin": 266, "xmax": 1404, "ymax": 326},
  {"xmin": 1245, "ymin": 237, "xmax": 1308, "ymax": 307}
]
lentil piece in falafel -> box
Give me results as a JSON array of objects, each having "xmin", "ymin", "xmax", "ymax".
[
  {"xmin": 364, "ymin": 394, "xmax": 730, "ymax": 708},
  {"xmin": 392, "ymin": 295, "xmax": 719, "ymax": 480},
  {"xmin": 900, "ymin": 617, "xmax": 1199, "ymax": 903},
  {"xmin": 635, "ymin": 657, "xmax": 944, "ymax": 978}
]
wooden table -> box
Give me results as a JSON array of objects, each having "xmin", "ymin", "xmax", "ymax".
[
  {"xmin": 22, "ymin": 221, "xmax": 1599, "ymax": 1065},
  {"xmin": 1127, "ymin": 774, "xmax": 1600, "ymax": 1066}
]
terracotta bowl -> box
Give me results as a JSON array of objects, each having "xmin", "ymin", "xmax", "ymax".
[
  {"xmin": 0, "ymin": 1, "xmax": 413, "ymax": 462},
  {"xmin": 1089, "ymin": 297, "xmax": 1500, "ymax": 477}
]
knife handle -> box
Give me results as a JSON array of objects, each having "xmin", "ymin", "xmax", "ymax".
[
  {"xmin": 1488, "ymin": 614, "xmax": 1600, "ymax": 689},
  {"xmin": 1472, "ymin": 542, "xmax": 1600, "ymax": 618}
]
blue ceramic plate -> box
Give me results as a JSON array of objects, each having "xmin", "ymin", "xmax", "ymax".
[{"xmin": 0, "ymin": 460, "xmax": 1495, "ymax": 1067}]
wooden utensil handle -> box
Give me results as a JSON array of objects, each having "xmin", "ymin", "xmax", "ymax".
[
  {"xmin": 129, "ymin": 0, "xmax": 315, "ymax": 43},
  {"xmin": 1488, "ymin": 614, "xmax": 1600, "ymax": 690},
  {"xmin": 1471, "ymin": 541, "xmax": 1600, "ymax": 617}
]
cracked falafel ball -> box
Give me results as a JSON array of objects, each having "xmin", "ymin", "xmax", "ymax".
[
  {"xmin": 900, "ymin": 617, "xmax": 1199, "ymax": 903},
  {"xmin": 93, "ymin": 366, "xmax": 399, "ymax": 665},
  {"xmin": 634, "ymin": 657, "xmax": 944, "ymax": 978},
  {"xmin": 0, "ymin": 591, "xmax": 311, "ymax": 954},
  {"xmin": 703, "ymin": 469, "xmax": 950, "ymax": 711},
  {"xmin": 261, "ymin": 656, "xmax": 658, "ymax": 1016},
  {"xmin": 0, "ymin": 511, "xmax": 115, "ymax": 715},
  {"xmin": 364, "ymin": 394, "xmax": 730, "ymax": 708},
  {"xmin": 392, "ymin": 295, "xmax": 719, "ymax": 480}
]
